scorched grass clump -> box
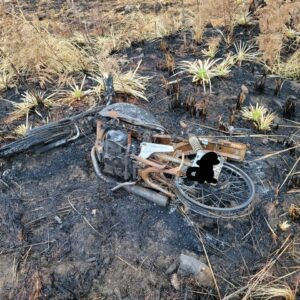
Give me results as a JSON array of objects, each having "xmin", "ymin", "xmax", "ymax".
[{"xmin": 8, "ymin": 90, "xmax": 56, "ymax": 122}]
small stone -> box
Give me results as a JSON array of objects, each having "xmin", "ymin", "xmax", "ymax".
[{"xmin": 177, "ymin": 254, "xmax": 213, "ymax": 287}]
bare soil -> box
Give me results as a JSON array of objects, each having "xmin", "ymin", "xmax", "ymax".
[{"xmin": 0, "ymin": 2, "xmax": 300, "ymax": 299}]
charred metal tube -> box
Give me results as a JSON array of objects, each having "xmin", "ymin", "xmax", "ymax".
[
  {"xmin": 123, "ymin": 185, "xmax": 169, "ymax": 207},
  {"xmin": 91, "ymin": 146, "xmax": 112, "ymax": 183}
]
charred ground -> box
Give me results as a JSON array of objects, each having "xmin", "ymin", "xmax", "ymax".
[{"xmin": 0, "ymin": 1, "xmax": 300, "ymax": 299}]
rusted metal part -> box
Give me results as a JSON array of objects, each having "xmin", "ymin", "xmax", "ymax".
[
  {"xmin": 139, "ymin": 167, "xmax": 175, "ymax": 198},
  {"xmin": 95, "ymin": 120, "xmax": 105, "ymax": 153},
  {"xmin": 173, "ymin": 138, "xmax": 246, "ymax": 162},
  {"xmin": 152, "ymin": 134, "xmax": 172, "ymax": 145}
]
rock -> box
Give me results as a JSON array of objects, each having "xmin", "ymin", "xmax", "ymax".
[{"xmin": 177, "ymin": 254, "xmax": 213, "ymax": 287}]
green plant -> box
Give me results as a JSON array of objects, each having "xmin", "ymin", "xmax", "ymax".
[
  {"xmin": 234, "ymin": 40, "xmax": 260, "ymax": 66},
  {"xmin": 213, "ymin": 55, "xmax": 235, "ymax": 77},
  {"xmin": 242, "ymin": 104, "xmax": 276, "ymax": 131},
  {"xmin": 241, "ymin": 104, "xmax": 268, "ymax": 122},
  {"xmin": 179, "ymin": 58, "xmax": 221, "ymax": 94},
  {"xmin": 59, "ymin": 76, "xmax": 90, "ymax": 104},
  {"xmin": 255, "ymin": 111, "xmax": 277, "ymax": 131}
]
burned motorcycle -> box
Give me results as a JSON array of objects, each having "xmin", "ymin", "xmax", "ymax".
[{"xmin": 91, "ymin": 103, "xmax": 255, "ymax": 218}]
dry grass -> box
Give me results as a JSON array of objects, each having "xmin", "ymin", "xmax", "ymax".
[
  {"xmin": 251, "ymin": 283, "xmax": 296, "ymax": 300},
  {"xmin": 258, "ymin": 0, "xmax": 300, "ymax": 64},
  {"xmin": 270, "ymin": 49, "xmax": 300, "ymax": 79},
  {"xmin": 201, "ymin": 37, "xmax": 222, "ymax": 58},
  {"xmin": 224, "ymin": 236, "xmax": 299, "ymax": 300},
  {"xmin": 0, "ymin": 15, "xmax": 92, "ymax": 87},
  {"xmin": 91, "ymin": 63, "xmax": 151, "ymax": 101},
  {"xmin": 8, "ymin": 90, "xmax": 56, "ymax": 122}
]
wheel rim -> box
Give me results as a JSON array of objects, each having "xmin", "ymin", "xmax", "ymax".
[{"xmin": 175, "ymin": 162, "xmax": 255, "ymax": 218}]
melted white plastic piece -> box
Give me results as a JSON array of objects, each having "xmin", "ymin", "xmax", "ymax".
[{"xmin": 139, "ymin": 142, "xmax": 174, "ymax": 159}]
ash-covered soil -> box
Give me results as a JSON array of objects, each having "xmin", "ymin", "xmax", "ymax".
[{"xmin": 0, "ymin": 17, "xmax": 299, "ymax": 300}]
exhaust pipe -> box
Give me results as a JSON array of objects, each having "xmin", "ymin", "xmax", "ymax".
[{"xmin": 123, "ymin": 185, "xmax": 169, "ymax": 207}]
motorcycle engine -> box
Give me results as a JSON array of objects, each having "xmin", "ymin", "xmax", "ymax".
[{"xmin": 101, "ymin": 129, "xmax": 138, "ymax": 181}]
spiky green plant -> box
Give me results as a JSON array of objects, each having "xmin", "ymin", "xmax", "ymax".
[
  {"xmin": 254, "ymin": 111, "xmax": 277, "ymax": 131},
  {"xmin": 179, "ymin": 58, "xmax": 221, "ymax": 94},
  {"xmin": 233, "ymin": 41, "xmax": 260, "ymax": 66},
  {"xmin": 241, "ymin": 104, "xmax": 268, "ymax": 122},
  {"xmin": 213, "ymin": 55, "xmax": 235, "ymax": 77},
  {"xmin": 59, "ymin": 76, "xmax": 91, "ymax": 104}
]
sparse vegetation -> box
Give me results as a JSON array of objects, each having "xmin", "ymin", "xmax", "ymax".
[
  {"xmin": 0, "ymin": 1, "xmax": 300, "ymax": 299},
  {"xmin": 254, "ymin": 111, "xmax": 277, "ymax": 131},
  {"xmin": 59, "ymin": 76, "xmax": 90, "ymax": 104},
  {"xmin": 242, "ymin": 104, "xmax": 268, "ymax": 123},
  {"xmin": 13, "ymin": 124, "xmax": 30, "ymax": 137},
  {"xmin": 201, "ymin": 37, "xmax": 221, "ymax": 58},
  {"xmin": 251, "ymin": 283, "xmax": 296, "ymax": 300},
  {"xmin": 242, "ymin": 104, "xmax": 277, "ymax": 131},
  {"xmin": 233, "ymin": 40, "xmax": 260, "ymax": 66},
  {"xmin": 270, "ymin": 49, "xmax": 300, "ymax": 79},
  {"xmin": 8, "ymin": 90, "xmax": 55, "ymax": 122},
  {"xmin": 179, "ymin": 58, "xmax": 221, "ymax": 94},
  {"xmin": 91, "ymin": 65, "xmax": 151, "ymax": 101}
]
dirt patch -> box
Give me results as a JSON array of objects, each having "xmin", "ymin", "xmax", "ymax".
[{"xmin": 0, "ymin": 2, "xmax": 300, "ymax": 299}]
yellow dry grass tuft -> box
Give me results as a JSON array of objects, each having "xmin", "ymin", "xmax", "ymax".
[
  {"xmin": 9, "ymin": 90, "xmax": 55, "ymax": 122},
  {"xmin": 13, "ymin": 124, "xmax": 30, "ymax": 138},
  {"xmin": 270, "ymin": 49, "xmax": 300, "ymax": 79},
  {"xmin": 91, "ymin": 63, "xmax": 151, "ymax": 101},
  {"xmin": 251, "ymin": 283, "xmax": 296, "ymax": 300}
]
